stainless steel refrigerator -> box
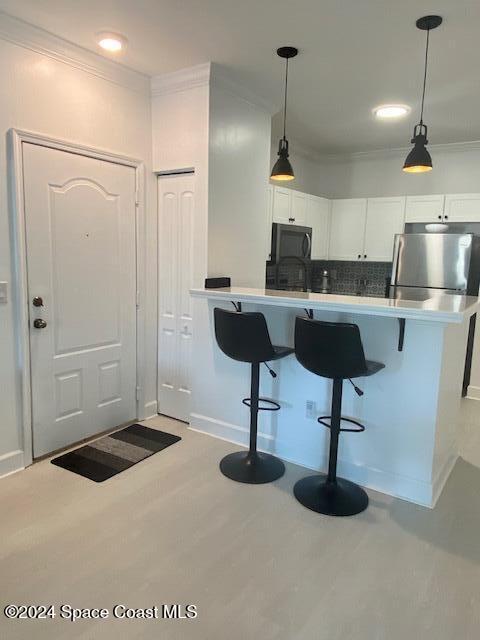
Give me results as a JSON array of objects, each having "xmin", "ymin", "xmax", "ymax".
[{"xmin": 390, "ymin": 232, "xmax": 480, "ymax": 395}]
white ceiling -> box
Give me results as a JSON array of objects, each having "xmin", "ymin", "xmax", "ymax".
[{"xmin": 1, "ymin": 0, "xmax": 479, "ymax": 154}]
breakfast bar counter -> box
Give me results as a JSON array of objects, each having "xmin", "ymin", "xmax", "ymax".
[
  {"xmin": 189, "ymin": 287, "xmax": 479, "ymax": 507},
  {"xmin": 190, "ymin": 286, "xmax": 479, "ymax": 323}
]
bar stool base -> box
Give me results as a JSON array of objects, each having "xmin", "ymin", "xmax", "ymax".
[
  {"xmin": 294, "ymin": 474, "xmax": 368, "ymax": 516},
  {"xmin": 220, "ymin": 451, "xmax": 285, "ymax": 484}
]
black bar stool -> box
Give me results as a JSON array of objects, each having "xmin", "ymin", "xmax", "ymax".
[
  {"xmin": 214, "ymin": 307, "xmax": 293, "ymax": 484},
  {"xmin": 293, "ymin": 317, "xmax": 385, "ymax": 516}
]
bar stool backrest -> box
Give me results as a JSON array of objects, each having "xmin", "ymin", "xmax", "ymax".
[
  {"xmin": 214, "ymin": 308, "xmax": 276, "ymax": 364},
  {"xmin": 295, "ymin": 317, "xmax": 368, "ymax": 379}
]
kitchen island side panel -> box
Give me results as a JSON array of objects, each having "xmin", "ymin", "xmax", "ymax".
[{"xmin": 190, "ymin": 297, "xmax": 456, "ymax": 506}]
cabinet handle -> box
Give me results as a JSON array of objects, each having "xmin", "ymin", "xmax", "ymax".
[
  {"xmin": 288, "ymin": 217, "xmax": 295, "ymax": 223},
  {"xmin": 438, "ymin": 215, "xmax": 442, "ymax": 220},
  {"xmin": 444, "ymin": 215, "xmax": 448, "ymax": 220},
  {"xmin": 358, "ymin": 254, "xmax": 361, "ymax": 260},
  {"xmin": 364, "ymin": 254, "xmax": 367, "ymax": 259}
]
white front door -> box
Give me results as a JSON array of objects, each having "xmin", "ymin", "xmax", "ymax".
[
  {"xmin": 157, "ymin": 174, "xmax": 194, "ymax": 422},
  {"xmin": 23, "ymin": 143, "xmax": 137, "ymax": 457}
]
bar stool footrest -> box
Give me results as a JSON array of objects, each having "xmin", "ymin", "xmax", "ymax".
[
  {"xmin": 318, "ymin": 415, "xmax": 365, "ymax": 433},
  {"xmin": 242, "ymin": 397, "xmax": 280, "ymax": 411}
]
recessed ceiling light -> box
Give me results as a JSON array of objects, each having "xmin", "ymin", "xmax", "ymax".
[
  {"xmin": 96, "ymin": 31, "xmax": 127, "ymax": 53},
  {"xmin": 373, "ymin": 104, "xmax": 411, "ymax": 119}
]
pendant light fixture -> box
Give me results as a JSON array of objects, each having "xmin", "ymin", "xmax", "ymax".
[
  {"xmin": 271, "ymin": 46, "xmax": 298, "ymax": 182},
  {"xmin": 403, "ymin": 15, "xmax": 442, "ymax": 173}
]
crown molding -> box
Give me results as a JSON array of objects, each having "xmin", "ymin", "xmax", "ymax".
[
  {"xmin": 315, "ymin": 139, "xmax": 480, "ymax": 164},
  {"xmin": 151, "ymin": 63, "xmax": 212, "ymax": 97},
  {"xmin": 210, "ymin": 64, "xmax": 276, "ymax": 114},
  {"xmin": 151, "ymin": 62, "xmax": 275, "ymax": 114},
  {"xmin": 0, "ymin": 11, "xmax": 150, "ymax": 94}
]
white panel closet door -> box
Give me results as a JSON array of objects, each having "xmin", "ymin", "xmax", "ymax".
[
  {"xmin": 23, "ymin": 143, "xmax": 137, "ymax": 457},
  {"xmin": 158, "ymin": 174, "xmax": 195, "ymax": 422}
]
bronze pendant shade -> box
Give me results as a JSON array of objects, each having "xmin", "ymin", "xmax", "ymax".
[
  {"xmin": 271, "ymin": 138, "xmax": 294, "ymax": 181},
  {"xmin": 271, "ymin": 46, "xmax": 298, "ymax": 182},
  {"xmin": 403, "ymin": 123, "xmax": 433, "ymax": 173},
  {"xmin": 403, "ymin": 15, "xmax": 442, "ymax": 173}
]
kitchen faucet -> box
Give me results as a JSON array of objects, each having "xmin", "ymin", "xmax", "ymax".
[{"xmin": 274, "ymin": 255, "xmax": 310, "ymax": 292}]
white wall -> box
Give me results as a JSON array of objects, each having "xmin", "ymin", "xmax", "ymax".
[
  {"xmin": 209, "ymin": 80, "xmax": 271, "ymax": 287},
  {"xmin": 151, "ymin": 64, "xmax": 210, "ymax": 289},
  {"xmin": 315, "ymin": 142, "xmax": 480, "ymax": 199},
  {"xmin": 151, "ymin": 63, "xmax": 273, "ymax": 436},
  {"xmin": 0, "ymin": 31, "xmax": 156, "ymax": 475}
]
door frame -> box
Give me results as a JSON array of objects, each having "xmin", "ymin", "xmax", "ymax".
[{"xmin": 8, "ymin": 128, "xmax": 147, "ymax": 466}]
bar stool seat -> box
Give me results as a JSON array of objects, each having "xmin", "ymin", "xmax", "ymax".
[
  {"xmin": 214, "ymin": 308, "xmax": 293, "ymax": 484},
  {"xmin": 293, "ymin": 317, "xmax": 385, "ymax": 516}
]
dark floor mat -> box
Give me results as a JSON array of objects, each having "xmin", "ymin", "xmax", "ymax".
[{"xmin": 51, "ymin": 424, "xmax": 181, "ymax": 482}]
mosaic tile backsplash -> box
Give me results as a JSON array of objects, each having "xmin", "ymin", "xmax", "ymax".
[{"xmin": 266, "ymin": 260, "xmax": 392, "ymax": 297}]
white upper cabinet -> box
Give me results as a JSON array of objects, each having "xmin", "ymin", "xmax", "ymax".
[
  {"xmin": 405, "ymin": 194, "xmax": 445, "ymax": 223},
  {"xmin": 444, "ymin": 194, "xmax": 480, "ymax": 222},
  {"xmin": 306, "ymin": 195, "xmax": 330, "ymax": 259},
  {"xmin": 265, "ymin": 185, "xmax": 274, "ymax": 261},
  {"xmin": 273, "ymin": 187, "xmax": 292, "ymax": 224},
  {"xmin": 364, "ymin": 197, "xmax": 406, "ymax": 262},
  {"xmin": 290, "ymin": 191, "xmax": 307, "ymax": 225},
  {"xmin": 272, "ymin": 186, "xmax": 306, "ymax": 225},
  {"xmin": 329, "ymin": 199, "xmax": 367, "ymax": 260},
  {"xmin": 272, "ymin": 186, "xmax": 292, "ymax": 224}
]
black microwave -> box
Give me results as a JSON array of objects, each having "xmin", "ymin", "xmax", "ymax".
[{"xmin": 269, "ymin": 223, "xmax": 312, "ymax": 264}]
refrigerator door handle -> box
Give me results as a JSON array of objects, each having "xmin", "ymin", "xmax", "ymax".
[{"xmin": 390, "ymin": 234, "xmax": 402, "ymax": 287}]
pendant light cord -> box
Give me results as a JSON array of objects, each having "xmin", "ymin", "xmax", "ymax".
[
  {"xmin": 283, "ymin": 57, "xmax": 289, "ymax": 140},
  {"xmin": 419, "ymin": 27, "xmax": 430, "ymax": 126}
]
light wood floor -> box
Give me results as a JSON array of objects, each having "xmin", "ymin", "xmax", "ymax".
[{"xmin": 1, "ymin": 401, "xmax": 480, "ymax": 639}]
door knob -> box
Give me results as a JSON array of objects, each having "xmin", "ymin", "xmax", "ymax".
[
  {"xmin": 32, "ymin": 296, "xmax": 44, "ymax": 307},
  {"xmin": 33, "ymin": 319, "xmax": 47, "ymax": 329}
]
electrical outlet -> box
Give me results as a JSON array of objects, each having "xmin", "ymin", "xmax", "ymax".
[{"xmin": 306, "ymin": 400, "xmax": 316, "ymax": 420}]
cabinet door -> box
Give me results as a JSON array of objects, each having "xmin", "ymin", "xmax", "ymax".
[
  {"xmin": 266, "ymin": 185, "xmax": 273, "ymax": 261},
  {"xmin": 329, "ymin": 199, "xmax": 367, "ymax": 260},
  {"xmin": 444, "ymin": 194, "xmax": 480, "ymax": 222},
  {"xmin": 364, "ymin": 197, "xmax": 406, "ymax": 262},
  {"xmin": 405, "ymin": 194, "xmax": 445, "ymax": 223},
  {"xmin": 306, "ymin": 196, "xmax": 330, "ymax": 259},
  {"xmin": 272, "ymin": 186, "xmax": 292, "ymax": 224},
  {"xmin": 290, "ymin": 191, "xmax": 307, "ymax": 225}
]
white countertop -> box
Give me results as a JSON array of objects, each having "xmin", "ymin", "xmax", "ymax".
[{"xmin": 190, "ymin": 287, "xmax": 480, "ymax": 323}]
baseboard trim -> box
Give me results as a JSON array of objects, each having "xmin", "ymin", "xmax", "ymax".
[
  {"xmin": 0, "ymin": 450, "xmax": 25, "ymax": 479},
  {"xmin": 144, "ymin": 400, "xmax": 159, "ymax": 420},
  {"xmin": 189, "ymin": 413, "xmax": 275, "ymax": 451},
  {"xmin": 188, "ymin": 413, "xmax": 436, "ymax": 507},
  {"xmin": 466, "ymin": 385, "xmax": 480, "ymax": 401},
  {"xmin": 431, "ymin": 451, "xmax": 458, "ymax": 508}
]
